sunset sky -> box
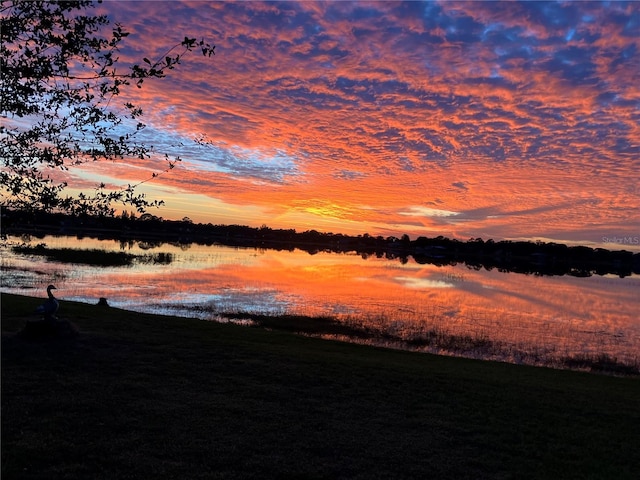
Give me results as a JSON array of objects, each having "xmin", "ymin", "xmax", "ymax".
[{"xmin": 77, "ymin": 1, "xmax": 639, "ymax": 247}]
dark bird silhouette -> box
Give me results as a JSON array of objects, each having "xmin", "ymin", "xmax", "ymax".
[{"xmin": 36, "ymin": 284, "xmax": 59, "ymax": 321}]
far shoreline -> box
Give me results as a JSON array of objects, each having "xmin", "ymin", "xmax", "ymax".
[{"xmin": 3, "ymin": 208, "xmax": 639, "ymax": 277}]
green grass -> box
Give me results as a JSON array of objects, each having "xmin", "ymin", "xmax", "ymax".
[{"xmin": 2, "ymin": 293, "xmax": 639, "ymax": 479}]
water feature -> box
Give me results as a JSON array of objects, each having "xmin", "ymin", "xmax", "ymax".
[{"xmin": 2, "ymin": 235, "xmax": 639, "ymax": 371}]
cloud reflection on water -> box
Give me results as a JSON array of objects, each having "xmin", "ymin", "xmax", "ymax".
[{"xmin": 2, "ymin": 236, "xmax": 638, "ymax": 367}]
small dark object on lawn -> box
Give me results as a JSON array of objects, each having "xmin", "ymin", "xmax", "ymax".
[
  {"xmin": 35, "ymin": 284, "xmax": 59, "ymax": 322},
  {"xmin": 97, "ymin": 297, "xmax": 109, "ymax": 307}
]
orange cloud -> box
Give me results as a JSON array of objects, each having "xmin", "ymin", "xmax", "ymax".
[{"xmin": 45, "ymin": 1, "xmax": 637, "ymax": 246}]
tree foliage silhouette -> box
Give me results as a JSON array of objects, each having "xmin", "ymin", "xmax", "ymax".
[{"xmin": 1, "ymin": 0, "xmax": 214, "ymax": 215}]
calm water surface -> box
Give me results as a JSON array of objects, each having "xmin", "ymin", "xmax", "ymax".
[{"xmin": 2, "ymin": 235, "xmax": 639, "ymax": 367}]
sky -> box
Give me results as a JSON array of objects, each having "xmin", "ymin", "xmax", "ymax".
[{"xmin": 74, "ymin": 0, "xmax": 639, "ymax": 247}]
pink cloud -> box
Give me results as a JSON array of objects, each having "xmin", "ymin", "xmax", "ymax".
[{"xmin": 50, "ymin": 1, "xmax": 638, "ymax": 245}]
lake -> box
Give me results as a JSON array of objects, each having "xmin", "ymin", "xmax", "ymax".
[{"xmin": 2, "ymin": 235, "xmax": 639, "ymax": 371}]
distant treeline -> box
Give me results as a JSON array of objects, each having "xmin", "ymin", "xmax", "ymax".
[{"xmin": 2, "ymin": 209, "xmax": 639, "ymax": 277}]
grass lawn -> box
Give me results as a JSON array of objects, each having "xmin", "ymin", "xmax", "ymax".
[{"xmin": 2, "ymin": 292, "xmax": 639, "ymax": 479}]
